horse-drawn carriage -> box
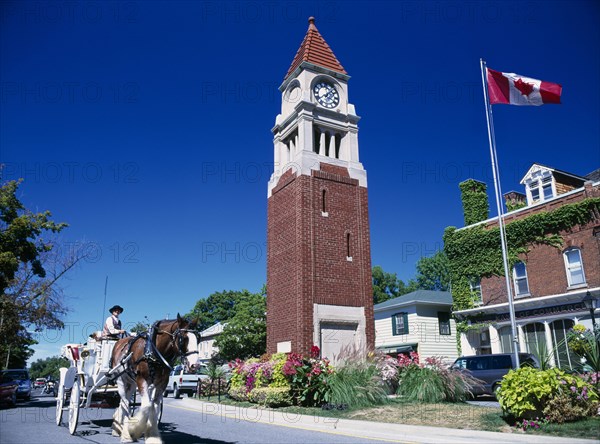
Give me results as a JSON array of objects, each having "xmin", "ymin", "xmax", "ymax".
[{"xmin": 55, "ymin": 316, "xmax": 198, "ymax": 443}]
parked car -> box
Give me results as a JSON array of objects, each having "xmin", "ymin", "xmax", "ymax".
[
  {"xmin": 451, "ymin": 353, "xmax": 540, "ymax": 397},
  {"xmin": 0, "ymin": 373, "xmax": 19, "ymax": 406},
  {"xmin": 164, "ymin": 364, "xmax": 208, "ymax": 399},
  {"xmin": 0, "ymin": 369, "xmax": 31, "ymax": 400}
]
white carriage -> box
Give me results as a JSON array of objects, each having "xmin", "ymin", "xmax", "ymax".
[{"xmin": 55, "ymin": 334, "xmax": 156, "ymax": 435}]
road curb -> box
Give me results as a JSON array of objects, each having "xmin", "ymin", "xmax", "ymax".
[{"xmin": 173, "ymin": 398, "xmax": 599, "ymax": 444}]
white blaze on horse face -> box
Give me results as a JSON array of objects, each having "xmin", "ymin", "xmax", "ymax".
[{"xmin": 185, "ymin": 332, "xmax": 199, "ymax": 368}]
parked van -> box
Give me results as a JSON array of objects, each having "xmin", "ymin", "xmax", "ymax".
[{"xmin": 451, "ymin": 353, "xmax": 540, "ymax": 396}]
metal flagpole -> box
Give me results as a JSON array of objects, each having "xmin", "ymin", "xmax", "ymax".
[
  {"xmin": 480, "ymin": 59, "xmax": 521, "ymax": 368},
  {"xmin": 101, "ymin": 275, "xmax": 108, "ymax": 329}
]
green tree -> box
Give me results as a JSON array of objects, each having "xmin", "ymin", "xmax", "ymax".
[
  {"xmin": 372, "ymin": 266, "xmax": 415, "ymax": 304},
  {"xmin": 213, "ymin": 292, "xmax": 266, "ymax": 361},
  {"xmin": 413, "ymin": 251, "xmax": 450, "ymax": 292},
  {"xmin": 1, "ymin": 178, "xmax": 78, "ymax": 368},
  {"xmin": 29, "ymin": 355, "xmax": 67, "ymax": 380},
  {"xmin": 186, "ymin": 289, "xmax": 257, "ymax": 332}
]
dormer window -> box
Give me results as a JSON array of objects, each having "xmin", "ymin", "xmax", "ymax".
[
  {"xmin": 524, "ymin": 171, "xmax": 555, "ymax": 205},
  {"xmin": 542, "ymin": 175, "xmax": 554, "ymax": 200}
]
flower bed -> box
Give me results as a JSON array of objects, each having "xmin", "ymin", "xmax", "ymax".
[{"xmin": 228, "ymin": 346, "xmax": 332, "ymax": 407}]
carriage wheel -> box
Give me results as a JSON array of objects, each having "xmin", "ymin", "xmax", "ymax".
[
  {"xmin": 68, "ymin": 377, "xmax": 81, "ymax": 435},
  {"xmin": 55, "ymin": 384, "xmax": 65, "ymax": 426}
]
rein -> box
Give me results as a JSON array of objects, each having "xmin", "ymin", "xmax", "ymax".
[{"xmin": 157, "ymin": 328, "xmax": 198, "ymax": 357}]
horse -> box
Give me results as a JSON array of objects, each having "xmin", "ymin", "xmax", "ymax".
[{"xmin": 110, "ymin": 314, "xmax": 198, "ymax": 443}]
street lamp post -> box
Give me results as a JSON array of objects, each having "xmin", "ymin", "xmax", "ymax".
[{"xmin": 582, "ymin": 291, "xmax": 598, "ymax": 331}]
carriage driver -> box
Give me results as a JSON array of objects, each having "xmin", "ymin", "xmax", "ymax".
[{"xmin": 103, "ymin": 305, "xmax": 126, "ymax": 339}]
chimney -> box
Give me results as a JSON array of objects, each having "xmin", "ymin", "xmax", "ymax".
[
  {"xmin": 459, "ymin": 179, "xmax": 489, "ymax": 225},
  {"xmin": 503, "ymin": 191, "xmax": 527, "ymax": 212}
]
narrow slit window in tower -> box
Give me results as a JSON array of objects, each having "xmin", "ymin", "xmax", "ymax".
[{"xmin": 346, "ymin": 233, "xmax": 352, "ymax": 261}]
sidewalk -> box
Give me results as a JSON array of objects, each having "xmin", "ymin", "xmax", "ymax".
[{"xmin": 176, "ymin": 398, "xmax": 599, "ymax": 444}]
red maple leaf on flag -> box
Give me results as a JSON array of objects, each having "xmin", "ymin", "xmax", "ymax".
[{"xmin": 514, "ymin": 78, "xmax": 534, "ymax": 97}]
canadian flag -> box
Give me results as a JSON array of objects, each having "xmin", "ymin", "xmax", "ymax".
[{"xmin": 486, "ymin": 68, "xmax": 562, "ymax": 106}]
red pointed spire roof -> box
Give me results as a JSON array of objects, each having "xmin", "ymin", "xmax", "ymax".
[{"xmin": 285, "ymin": 17, "xmax": 347, "ymax": 80}]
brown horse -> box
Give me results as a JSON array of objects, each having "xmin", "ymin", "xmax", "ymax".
[{"xmin": 110, "ymin": 315, "xmax": 198, "ymax": 443}]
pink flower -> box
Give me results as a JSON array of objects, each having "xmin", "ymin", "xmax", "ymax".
[
  {"xmin": 282, "ymin": 361, "xmax": 297, "ymax": 376},
  {"xmin": 310, "ymin": 345, "xmax": 320, "ymax": 359}
]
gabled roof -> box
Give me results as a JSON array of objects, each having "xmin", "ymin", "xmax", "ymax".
[
  {"xmin": 374, "ymin": 290, "xmax": 452, "ymax": 312},
  {"xmin": 519, "ymin": 163, "xmax": 587, "ymax": 184},
  {"xmin": 585, "ymin": 168, "xmax": 600, "ymax": 182},
  {"xmin": 284, "ymin": 17, "xmax": 347, "ymax": 80},
  {"xmin": 199, "ymin": 321, "xmax": 225, "ymax": 337}
]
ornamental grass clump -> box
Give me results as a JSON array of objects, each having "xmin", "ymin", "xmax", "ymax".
[
  {"xmin": 396, "ymin": 354, "xmax": 477, "ymax": 403},
  {"xmin": 327, "ymin": 348, "xmax": 388, "ymax": 408}
]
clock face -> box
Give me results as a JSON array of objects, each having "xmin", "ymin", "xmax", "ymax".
[{"xmin": 313, "ymin": 82, "xmax": 340, "ymax": 108}]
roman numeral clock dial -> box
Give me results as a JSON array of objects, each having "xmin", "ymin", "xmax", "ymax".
[{"xmin": 313, "ymin": 82, "xmax": 340, "ymax": 108}]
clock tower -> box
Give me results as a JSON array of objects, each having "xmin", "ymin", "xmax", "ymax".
[{"xmin": 266, "ymin": 18, "xmax": 374, "ymax": 359}]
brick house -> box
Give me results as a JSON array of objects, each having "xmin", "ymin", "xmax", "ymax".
[
  {"xmin": 266, "ymin": 18, "xmax": 374, "ymax": 359},
  {"xmin": 451, "ymin": 164, "xmax": 600, "ymax": 370},
  {"xmin": 374, "ymin": 290, "xmax": 458, "ymax": 364}
]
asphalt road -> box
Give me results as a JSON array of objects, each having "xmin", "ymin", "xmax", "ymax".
[{"xmin": 0, "ymin": 390, "xmax": 388, "ymax": 444}]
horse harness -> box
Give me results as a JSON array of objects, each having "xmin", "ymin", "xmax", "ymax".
[{"xmin": 110, "ymin": 321, "xmax": 196, "ymax": 385}]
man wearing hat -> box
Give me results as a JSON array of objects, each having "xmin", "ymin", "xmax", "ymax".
[{"xmin": 103, "ymin": 305, "xmax": 125, "ymax": 339}]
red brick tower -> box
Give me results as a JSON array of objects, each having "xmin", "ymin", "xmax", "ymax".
[{"xmin": 266, "ymin": 18, "xmax": 374, "ymax": 359}]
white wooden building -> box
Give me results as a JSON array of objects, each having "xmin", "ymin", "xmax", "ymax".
[{"xmin": 374, "ymin": 290, "xmax": 458, "ymax": 363}]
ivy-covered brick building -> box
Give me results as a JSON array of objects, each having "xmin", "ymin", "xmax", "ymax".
[{"xmin": 446, "ymin": 164, "xmax": 600, "ymax": 370}]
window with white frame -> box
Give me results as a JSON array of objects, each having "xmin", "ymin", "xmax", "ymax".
[
  {"xmin": 550, "ymin": 319, "xmax": 578, "ymax": 370},
  {"xmin": 513, "ymin": 261, "xmax": 530, "ymax": 296},
  {"xmin": 438, "ymin": 312, "xmax": 451, "ymax": 335},
  {"xmin": 528, "ymin": 180, "xmax": 540, "ymax": 202},
  {"xmin": 523, "ymin": 322, "xmax": 547, "ymax": 361},
  {"xmin": 524, "ymin": 170, "xmax": 555, "ymax": 205},
  {"xmin": 564, "ymin": 248, "xmax": 586, "ymax": 287},
  {"xmin": 392, "ymin": 312, "xmax": 408, "ymax": 335},
  {"xmin": 469, "ymin": 277, "xmax": 483, "ymax": 305},
  {"xmin": 541, "ymin": 175, "xmax": 554, "ymax": 200},
  {"xmin": 498, "ymin": 326, "xmax": 514, "ymax": 353}
]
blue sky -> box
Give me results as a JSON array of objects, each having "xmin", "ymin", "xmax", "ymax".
[{"xmin": 1, "ymin": 1, "xmax": 599, "ymax": 361}]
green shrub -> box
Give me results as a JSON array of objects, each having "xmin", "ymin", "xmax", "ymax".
[
  {"xmin": 229, "ymin": 368, "xmax": 245, "ymax": 389},
  {"xmin": 328, "ymin": 360, "xmax": 388, "ymax": 408},
  {"xmin": 544, "ymin": 394, "xmax": 598, "ymax": 424},
  {"xmin": 249, "ymin": 387, "xmax": 292, "ymax": 407},
  {"xmin": 198, "ymin": 377, "xmax": 228, "ymax": 396},
  {"xmin": 229, "ymin": 385, "xmax": 249, "ymax": 402},
  {"xmin": 269, "ymin": 353, "xmax": 289, "ymax": 388},
  {"xmin": 498, "ymin": 367, "xmax": 599, "ymax": 421}
]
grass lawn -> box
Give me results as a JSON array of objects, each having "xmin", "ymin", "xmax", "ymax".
[{"xmin": 195, "ymin": 396, "xmax": 600, "ymax": 440}]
